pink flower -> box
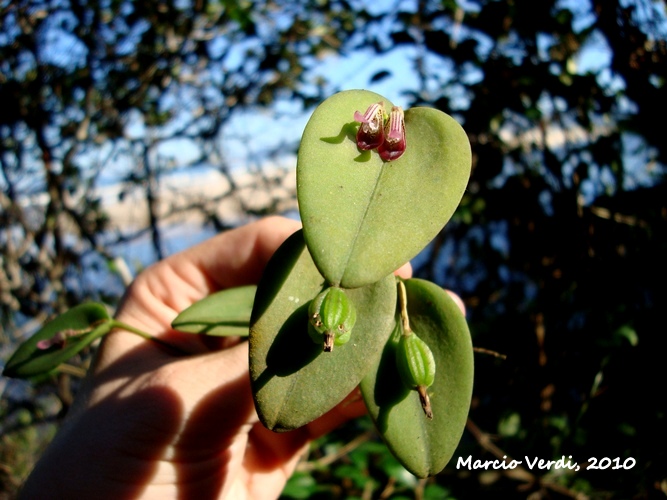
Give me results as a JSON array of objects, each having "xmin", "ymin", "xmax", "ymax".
[
  {"xmin": 36, "ymin": 332, "xmax": 67, "ymax": 350},
  {"xmin": 36, "ymin": 328, "xmax": 84, "ymax": 350},
  {"xmin": 354, "ymin": 102, "xmax": 385, "ymax": 150},
  {"xmin": 378, "ymin": 106, "xmax": 406, "ymax": 161}
]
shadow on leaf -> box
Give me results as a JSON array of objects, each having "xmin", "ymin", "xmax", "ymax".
[
  {"xmin": 373, "ymin": 331, "xmax": 410, "ymax": 433},
  {"xmin": 320, "ymin": 121, "xmax": 358, "ymax": 144},
  {"xmin": 254, "ymin": 304, "xmax": 321, "ymax": 391},
  {"xmin": 251, "ymin": 231, "xmax": 306, "ymax": 323},
  {"xmin": 354, "ymin": 150, "xmax": 372, "ymax": 162}
]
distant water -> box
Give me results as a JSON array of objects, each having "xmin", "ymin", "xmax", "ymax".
[{"xmin": 108, "ymin": 208, "xmax": 301, "ymax": 274}]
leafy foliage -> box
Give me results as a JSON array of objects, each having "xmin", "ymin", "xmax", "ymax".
[
  {"xmin": 361, "ymin": 279, "xmax": 474, "ymax": 478},
  {"xmin": 3, "ymin": 303, "xmax": 110, "ymax": 378},
  {"xmin": 297, "ymin": 90, "xmax": 471, "ymax": 288},
  {"xmin": 171, "ymin": 285, "xmax": 256, "ymax": 336},
  {"xmin": 249, "ymin": 230, "xmax": 399, "ymax": 431}
]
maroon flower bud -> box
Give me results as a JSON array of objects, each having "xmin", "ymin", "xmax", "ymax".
[
  {"xmin": 354, "ymin": 102, "xmax": 385, "ymax": 150},
  {"xmin": 36, "ymin": 328, "xmax": 87, "ymax": 350},
  {"xmin": 378, "ymin": 106, "xmax": 406, "ymax": 161},
  {"xmin": 36, "ymin": 331, "xmax": 68, "ymax": 350}
]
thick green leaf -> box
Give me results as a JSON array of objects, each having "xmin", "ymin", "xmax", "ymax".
[
  {"xmin": 360, "ymin": 279, "xmax": 474, "ymax": 477},
  {"xmin": 297, "ymin": 90, "xmax": 471, "ymax": 288},
  {"xmin": 171, "ymin": 285, "xmax": 256, "ymax": 336},
  {"xmin": 3, "ymin": 303, "xmax": 111, "ymax": 378},
  {"xmin": 249, "ymin": 230, "xmax": 397, "ymax": 431}
]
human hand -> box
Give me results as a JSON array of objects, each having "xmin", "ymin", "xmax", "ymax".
[
  {"xmin": 21, "ymin": 216, "xmax": 411, "ymax": 499},
  {"xmin": 18, "ymin": 214, "xmax": 473, "ymax": 499}
]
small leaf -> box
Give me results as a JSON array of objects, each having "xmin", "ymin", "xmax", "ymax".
[
  {"xmin": 3, "ymin": 303, "xmax": 111, "ymax": 378},
  {"xmin": 613, "ymin": 325, "xmax": 639, "ymax": 347},
  {"xmin": 360, "ymin": 279, "xmax": 474, "ymax": 477},
  {"xmin": 171, "ymin": 285, "xmax": 256, "ymax": 336},
  {"xmin": 498, "ymin": 412, "xmax": 521, "ymax": 437},
  {"xmin": 282, "ymin": 471, "xmax": 317, "ymax": 499},
  {"xmin": 297, "ymin": 90, "xmax": 471, "ymax": 288},
  {"xmin": 249, "ymin": 230, "xmax": 397, "ymax": 431}
]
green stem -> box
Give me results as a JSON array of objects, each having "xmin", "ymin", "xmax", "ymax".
[
  {"xmin": 109, "ymin": 319, "xmax": 189, "ymax": 355},
  {"xmin": 397, "ymin": 279, "xmax": 412, "ymax": 335}
]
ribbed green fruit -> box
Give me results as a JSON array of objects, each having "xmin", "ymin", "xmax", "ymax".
[
  {"xmin": 396, "ymin": 332, "xmax": 436, "ymax": 389},
  {"xmin": 308, "ymin": 286, "xmax": 357, "ymax": 351}
]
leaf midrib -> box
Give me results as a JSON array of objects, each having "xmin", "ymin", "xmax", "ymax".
[{"xmin": 338, "ymin": 162, "xmax": 386, "ymax": 286}]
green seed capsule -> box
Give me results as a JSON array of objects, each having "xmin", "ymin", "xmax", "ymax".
[
  {"xmin": 396, "ymin": 332, "xmax": 436, "ymax": 418},
  {"xmin": 308, "ymin": 286, "xmax": 357, "ymax": 352},
  {"xmin": 396, "ymin": 332, "xmax": 436, "ymax": 388}
]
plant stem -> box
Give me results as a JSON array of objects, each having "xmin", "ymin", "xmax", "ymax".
[
  {"xmin": 109, "ymin": 319, "xmax": 189, "ymax": 355},
  {"xmin": 397, "ymin": 279, "xmax": 412, "ymax": 335},
  {"xmin": 417, "ymin": 385, "xmax": 433, "ymax": 420},
  {"xmin": 473, "ymin": 346, "xmax": 507, "ymax": 360}
]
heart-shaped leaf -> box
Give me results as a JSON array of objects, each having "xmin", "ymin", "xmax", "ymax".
[
  {"xmin": 171, "ymin": 285, "xmax": 256, "ymax": 336},
  {"xmin": 297, "ymin": 90, "xmax": 471, "ymax": 288},
  {"xmin": 3, "ymin": 303, "xmax": 111, "ymax": 378},
  {"xmin": 249, "ymin": 229, "xmax": 397, "ymax": 431},
  {"xmin": 360, "ymin": 279, "xmax": 474, "ymax": 477}
]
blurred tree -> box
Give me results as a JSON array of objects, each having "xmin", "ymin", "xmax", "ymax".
[{"xmin": 0, "ymin": 0, "xmax": 366, "ymax": 326}]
